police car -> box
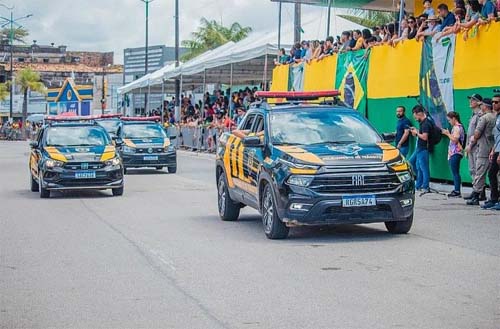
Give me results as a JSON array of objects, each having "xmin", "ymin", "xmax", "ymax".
[
  {"xmin": 29, "ymin": 115, "xmax": 124, "ymax": 198},
  {"xmin": 216, "ymin": 91, "xmax": 415, "ymax": 239},
  {"xmin": 116, "ymin": 116, "xmax": 177, "ymax": 173},
  {"xmin": 95, "ymin": 113, "xmax": 122, "ymax": 138}
]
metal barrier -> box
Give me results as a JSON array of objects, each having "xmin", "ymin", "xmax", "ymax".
[{"xmin": 166, "ymin": 125, "xmax": 230, "ymax": 153}]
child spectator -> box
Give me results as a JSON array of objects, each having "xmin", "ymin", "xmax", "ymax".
[{"xmin": 423, "ymin": 0, "xmax": 436, "ymax": 17}]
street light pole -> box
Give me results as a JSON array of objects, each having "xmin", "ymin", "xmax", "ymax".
[
  {"xmin": 174, "ymin": 0, "xmax": 180, "ymax": 122},
  {"xmin": 140, "ymin": 0, "xmax": 153, "ymax": 115},
  {"xmin": 0, "ymin": 6, "xmax": 31, "ymax": 120}
]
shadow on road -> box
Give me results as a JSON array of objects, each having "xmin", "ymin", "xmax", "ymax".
[
  {"xmin": 125, "ymin": 169, "xmax": 170, "ymax": 175},
  {"xmin": 215, "ymin": 213, "xmax": 396, "ymax": 243}
]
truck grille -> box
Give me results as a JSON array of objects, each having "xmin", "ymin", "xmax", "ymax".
[{"xmin": 309, "ymin": 164, "xmax": 401, "ymax": 194}]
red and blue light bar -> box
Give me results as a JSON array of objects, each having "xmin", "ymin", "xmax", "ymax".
[
  {"xmin": 255, "ymin": 90, "xmax": 341, "ymax": 100},
  {"xmin": 121, "ymin": 116, "xmax": 161, "ymax": 122}
]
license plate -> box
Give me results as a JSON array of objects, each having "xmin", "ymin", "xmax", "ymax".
[
  {"xmin": 342, "ymin": 195, "xmax": 376, "ymax": 207},
  {"xmin": 143, "ymin": 156, "xmax": 158, "ymax": 161},
  {"xmin": 75, "ymin": 171, "xmax": 96, "ymax": 179}
]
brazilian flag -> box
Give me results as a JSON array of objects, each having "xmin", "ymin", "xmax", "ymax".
[{"xmin": 335, "ymin": 50, "xmax": 370, "ymax": 116}]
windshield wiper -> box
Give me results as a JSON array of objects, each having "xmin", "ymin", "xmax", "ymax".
[{"xmin": 273, "ymin": 142, "xmax": 303, "ymax": 146}]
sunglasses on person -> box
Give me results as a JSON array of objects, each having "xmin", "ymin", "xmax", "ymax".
[{"xmin": 409, "ymin": 20, "xmax": 416, "ymax": 24}]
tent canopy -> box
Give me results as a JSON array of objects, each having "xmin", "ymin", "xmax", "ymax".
[{"xmin": 118, "ymin": 14, "xmax": 365, "ymax": 95}]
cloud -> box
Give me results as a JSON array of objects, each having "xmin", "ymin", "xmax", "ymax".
[{"xmin": 11, "ymin": 1, "xmax": 352, "ymax": 64}]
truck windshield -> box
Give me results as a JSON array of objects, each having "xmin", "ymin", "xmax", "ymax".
[
  {"xmin": 270, "ymin": 110, "xmax": 381, "ymax": 146},
  {"xmin": 45, "ymin": 126, "xmax": 110, "ymax": 147},
  {"xmin": 123, "ymin": 124, "xmax": 166, "ymax": 139}
]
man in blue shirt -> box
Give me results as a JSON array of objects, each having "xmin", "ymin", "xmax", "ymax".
[
  {"xmin": 436, "ymin": 4, "xmax": 456, "ymax": 32},
  {"xmin": 395, "ymin": 106, "xmax": 412, "ymax": 157},
  {"xmin": 479, "ymin": 0, "xmax": 497, "ymax": 23}
]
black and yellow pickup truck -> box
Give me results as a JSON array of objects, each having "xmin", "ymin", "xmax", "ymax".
[
  {"xmin": 215, "ymin": 91, "xmax": 415, "ymax": 239},
  {"xmin": 29, "ymin": 115, "xmax": 124, "ymax": 198}
]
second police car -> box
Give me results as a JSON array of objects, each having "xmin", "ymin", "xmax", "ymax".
[
  {"xmin": 115, "ymin": 116, "xmax": 177, "ymax": 174},
  {"xmin": 216, "ymin": 91, "xmax": 415, "ymax": 239}
]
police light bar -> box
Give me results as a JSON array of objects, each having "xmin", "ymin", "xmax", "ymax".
[
  {"xmin": 44, "ymin": 114, "xmax": 97, "ymax": 122},
  {"xmin": 255, "ymin": 90, "xmax": 341, "ymax": 100},
  {"xmin": 98, "ymin": 113, "xmax": 123, "ymax": 119},
  {"xmin": 121, "ymin": 116, "xmax": 161, "ymax": 122}
]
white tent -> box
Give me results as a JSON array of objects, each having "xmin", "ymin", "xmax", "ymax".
[{"xmin": 118, "ymin": 14, "xmax": 365, "ymax": 95}]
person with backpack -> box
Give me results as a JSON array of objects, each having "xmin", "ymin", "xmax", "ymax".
[
  {"xmin": 442, "ymin": 112, "xmax": 465, "ymax": 198},
  {"xmin": 467, "ymin": 99, "xmax": 497, "ymax": 206},
  {"xmin": 410, "ymin": 105, "xmax": 435, "ymax": 193}
]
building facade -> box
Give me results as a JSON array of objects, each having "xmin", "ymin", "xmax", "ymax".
[{"xmin": 123, "ymin": 45, "xmax": 187, "ymax": 84}]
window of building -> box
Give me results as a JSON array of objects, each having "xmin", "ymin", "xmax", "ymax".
[
  {"xmin": 18, "ymin": 57, "xmax": 25, "ymax": 62},
  {"xmin": 43, "ymin": 58, "xmax": 49, "ymax": 63}
]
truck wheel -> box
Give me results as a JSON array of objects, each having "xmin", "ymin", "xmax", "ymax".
[
  {"xmin": 385, "ymin": 214, "xmax": 413, "ymax": 234},
  {"xmin": 217, "ymin": 174, "xmax": 240, "ymax": 221},
  {"xmin": 30, "ymin": 174, "xmax": 39, "ymax": 192},
  {"xmin": 112, "ymin": 186, "xmax": 124, "ymax": 196},
  {"xmin": 39, "ymin": 175, "xmax": 50, "ymax": 199},
  {"xmin": 167, "ymin": 166, "xmax": 177, "ymax": 174},
  {"xmin": 261, "ymin": 184, "xmax": 289, "ymax": 239}
]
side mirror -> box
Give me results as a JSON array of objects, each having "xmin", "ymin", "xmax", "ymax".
[
  {"xmin": 382, "ymin": 133, "xmax": 396, "ymax": 144},
  {"xmin": 113, "ymin": 137, "xmax": 123, "ymax": 147},
  {"xmin": 29, "ymin": 141, "xmax": 38, "ymax": 149},
  {"xmin": 169, "ymin": 135, "xmax": 177, "ymax": 140},
  {"xmin": 242, "ymin": 136, "xmax": 263, "ymax": 147}
]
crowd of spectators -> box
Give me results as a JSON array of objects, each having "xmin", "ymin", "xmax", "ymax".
[{"xmin": 275, "ymin": 0, "xmax": 499, "ymax": 66}]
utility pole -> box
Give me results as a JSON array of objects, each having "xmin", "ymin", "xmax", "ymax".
[
  {"xmin": 174, "ymin": 0, "xmax": 180, "ymax": 121},
  {"xmin": 140, "ymin": 0, "xmax": 153, "ymax": 115},
  {"xmin": 326, "ymin": 0, "xmax": 332, "ymax": 38},
  {"xmin": 293, "ymin": 2, "xmax": 301, "ymax": 44},
  {"xmin": 0, "ymin": 6, "xmax": 32, "ymax": 120},
  {"xmin": 277, "ymin": 1, "xmax": 282, "ymax": 50}
]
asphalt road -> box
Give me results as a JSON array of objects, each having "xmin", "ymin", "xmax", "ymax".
[{"xmin": 1, "ymin": 141, "xmax": 499, "ymax": 329}]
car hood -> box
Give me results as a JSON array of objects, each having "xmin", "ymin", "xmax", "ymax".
[
  {"xmin": 123, "ymin": 137, "xmax": 169, "ymax": 147},
  {"xmin": 274, "ymin": 142, "xmax": 400, "ymax": 166},
  {"xmin": 43, "ymin": 145, "xmax": 116, "ymax": 162}
]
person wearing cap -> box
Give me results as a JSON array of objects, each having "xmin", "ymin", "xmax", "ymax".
[
  {"xmin": 416, "ymin": 15, "xmax": 441, "ymax": 40},
  {"xmin": 467, "ymin": 98, "xmax": 496, "ymax": 206},
  {"xmin": 483, "ymin": 94, "xmax": 500, "ymax": 210},
  {"xmin": 464, "ymin": 94, "xmax": 484, "ymax": 201}
]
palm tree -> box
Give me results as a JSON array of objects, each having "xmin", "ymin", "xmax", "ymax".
[
  {"xmin": 15, "ymin": 68, "xmax": 46, "ymax": 133},
  {"xmin": 0, "ymin": 83, "xmax": 9, "ymax": 101},
  {"xmin": 339, "ymin": 9, "xmax": 395, "ymax": 28},
  {"xmin": 181, "ymin": 18, "xmax": 252, "ymax": 61},
  {"xmin": 1, "ymin": 27, "xmax": 29, "ymax": 44}
]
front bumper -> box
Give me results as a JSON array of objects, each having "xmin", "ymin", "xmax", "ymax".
[
  {"xmin": 121, "ymin": 151, "xmax": 176, "ymax": 168},
  {"xmin": 41, "ymin": 166, "xmax": 124, "ymax": 191},
  {"xmin": 276, "ymin": 184, "xmax": 415, "ymax": 226}
]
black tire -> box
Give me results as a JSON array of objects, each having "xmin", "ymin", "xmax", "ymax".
[
  {"xmin": 39, "ymin": 174, "xmax": 50, "ymax": 199},
  {"xmin": 30, "ymin": 174, "xmax": 39, "ymax": 192},
  {"xmin": 155, "ymin": 166, "xmax": 164, "ymax": 170},
  {"xmin": 385, "ymin": 214, "xmax": 413, "ymax": 234},
  {"xmin": 112, "ymin": 186, "xmax": 124, "ymax": 196},
  {"xmin": 261, "ymin": 184, "xmax": 289, "ymax": 239},
  {"xmin": 167, "ymin": 166, "xmax": 177, "ymax": 174},
  {"xmin": 217, "ymin": 173, "xmax": 240, "ymax": 221}
]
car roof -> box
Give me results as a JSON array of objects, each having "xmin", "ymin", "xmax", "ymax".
[
  {"xmin": 121, "ymin": 121, "xmax": 161, "ymax": 125},
  {"xmin": 45, "ymin": 122, "xmax": 101, "ymax": 128}
]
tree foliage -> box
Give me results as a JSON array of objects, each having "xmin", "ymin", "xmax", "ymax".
[
  {"xmin": 181, "ymin": 18, "xmax": 252, "ymax": 61},
  {"xmin": 339, "ymin": 9, "xmax": 395, "ymax": 29},
  {"xmin": 1, "ymin": 27, "xmax": 29, "ymax": 44},
  {"xmin": 0, "ymin": 83, "xmax": 8, "ymax": 101},
  {"xmin": 16, "ymin": 68, "xmax": 46, "ymax": 127}
]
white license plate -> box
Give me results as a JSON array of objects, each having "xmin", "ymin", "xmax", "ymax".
[
  {"xmin": 342, "ymin": 195, "xmax": 376, "ymax": 207},
  {"xmin": 143, "ymin": 156, "xmax": 158, "ymax": 161},
  {"xmin": 75, "ymin": 171, "xmax": 96, "ymax": 179}
]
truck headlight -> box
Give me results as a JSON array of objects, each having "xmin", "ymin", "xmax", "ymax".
[
  {"xmin": 45, "ymin": 158, "xmax": 64, "ymax": 168},
  {"xmin": 123, "ymin": 146, "xmax": 135, "ymax": 154},
  {"xmin": 397, "ymin": 172, "xmax": 412, "ymax": 183},
  {"xmin": 105, "ymin": 157, "xmax": 121, "ymax": 167},
  {"xmin": 287, "ymin": 175, "xmax": 314, "ymax": 187}
]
